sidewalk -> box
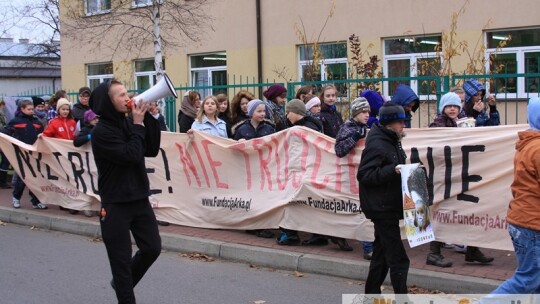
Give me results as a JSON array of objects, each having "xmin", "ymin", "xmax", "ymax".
[{"xmin": 0, "ymin": 188, "xmax": 516, "ymax": 294}]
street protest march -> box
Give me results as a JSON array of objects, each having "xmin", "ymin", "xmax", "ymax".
[{"xmin": 0, "ymin": 124, "xmax": 526, "ymax": 251}]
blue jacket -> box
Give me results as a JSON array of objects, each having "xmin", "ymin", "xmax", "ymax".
[
  {"xmin": 191, "ymin": 115, "xmax": 228, "ymax": 138},
  {"xmin": 5, "ymin": 112, "xmax": 44, "ymax": 144},
  {"xmin": 391, "ymin": 84, "xmax": 419, "ymax": 128},
  {"xmin": 233, "ymin": 119, "xmax": 275, "ymax": 140}
]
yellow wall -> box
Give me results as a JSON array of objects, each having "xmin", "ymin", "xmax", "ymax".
[{"xmin": 59, "ymin": 0, "xmax": 540, "ymax": 99}]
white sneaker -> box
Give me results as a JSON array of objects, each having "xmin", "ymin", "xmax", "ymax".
[
  {"xmin": 454, "ymin": 244, "xmax": 467, "ymax": 253},
  {"xmin": 12, "ymin": 198, "xmax": 20, "ymax": 209}
]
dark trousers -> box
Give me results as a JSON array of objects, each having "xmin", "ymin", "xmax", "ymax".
[
  {"xmin": 365, "ymin": 218, "xmax": 410, "ymax": 294},
  {"xmin": 100, "ymin": 198, "xmax": 162, "ymax": 304},
  {"xmin": 12, "ymin": 173, "xmax": 39, "ymax": 204}
]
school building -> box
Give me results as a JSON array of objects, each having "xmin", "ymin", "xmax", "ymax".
[{"xmin": 59, "ymin": 0, "xmax": 539, "ymax": 128}]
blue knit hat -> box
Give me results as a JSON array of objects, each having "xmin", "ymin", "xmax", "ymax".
[
  {"xmin": 247, "ymin": 99, "xmax": 265, "ymax": 117},
  {"xmin": 463, "ymin": 79, "xmax": 485, "ymax": 103},
  {"xmin": 439, "ymin": 92, "xmax": 462, "ymax": 113},
  {"xmin": 528, "ymin": 97, "xmax": 540, "ymax": 131},
  {"xmin": 378, "ymin": 102, "xmax": 406, "ymax": 125}
]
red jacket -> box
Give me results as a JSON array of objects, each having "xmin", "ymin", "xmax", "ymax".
[{"xmin": 43, "ymin": 116, "xmax": 76, "ymax": 140}]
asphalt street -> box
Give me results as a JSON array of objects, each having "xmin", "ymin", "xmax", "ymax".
[{"xmin": 0, "ymin": 223, "xmax": 366, "ymax": 304}]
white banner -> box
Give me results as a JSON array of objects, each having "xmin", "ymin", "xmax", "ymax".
[{"xmin": 0, "ymin": 124, "xmax": 525, "ymax": 250}]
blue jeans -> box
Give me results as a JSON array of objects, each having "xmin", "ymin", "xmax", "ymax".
[
  {"xmin": 12, "ymin": 173, "xmax": 40, "ymax": 205},
  {"xmin": 492, "ymin": 223, "xmax": 540, "ymax": 294},
  {"xmin": 361, "ymin": 241, "xmax": 373, "ymax": 254}
]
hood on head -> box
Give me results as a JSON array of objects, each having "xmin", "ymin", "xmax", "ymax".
[
  {"xmin": 89, "ymin": 81, "xmax": 125, "ymax": 122},
  {"xmin": 361, "ymin": 90, "xmax": 384, "ymax": 115},
  {"xmin": 463, "ymin": 79, "xmax": 485, "ymax": 103},
  {"xmin": 391, "ymin": 84, "xmax": 419, "ymax": 112}
]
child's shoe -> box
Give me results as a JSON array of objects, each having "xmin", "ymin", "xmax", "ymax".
[{"xmin": 12, "ymin": 198, "xmax": 20, "ymax": 209}]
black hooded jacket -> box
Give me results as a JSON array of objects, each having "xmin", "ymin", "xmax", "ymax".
[
  {"xmin": 89, "ymin": 81, "xmax": 161, "ymax": 203},
  {"xmin": 357, "ymin": 123, "xmax": 407, "ymax": 220}
]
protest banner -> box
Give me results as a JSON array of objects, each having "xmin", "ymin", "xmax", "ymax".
[{"xmin": 0, "ymin": 124, "xmax": 526, "ymax": 250}]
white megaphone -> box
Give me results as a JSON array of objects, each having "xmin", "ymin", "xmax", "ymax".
[{"xmin": 129, "ymin": 73, "xmax": 178, "ymax": 108}]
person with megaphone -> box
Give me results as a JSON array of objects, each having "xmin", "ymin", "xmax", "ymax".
[{"xmin": 89, "ymin": 78, "xmax": 164, "ymax": 304}]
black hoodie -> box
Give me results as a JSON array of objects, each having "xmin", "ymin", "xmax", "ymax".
[{"xmin": 89, "ymin": 81, "xmax": 161, "ymax": 203}]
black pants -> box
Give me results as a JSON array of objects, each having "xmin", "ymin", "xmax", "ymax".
[
  {"xmin": 365, "ymin": 218, "xmax": 410, "ymax": 294},
  {"xmin": 100, "ymin": 199, "xmax": 162, "ymax": 304}
]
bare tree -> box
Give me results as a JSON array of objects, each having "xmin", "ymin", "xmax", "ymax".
[
  {"xmin": 62, "ymin": 0, "xmax": 214, "ymax": 78},
  {"xmin": 0, "ymin": 0, "xmax": 60, "ymax": 65}
]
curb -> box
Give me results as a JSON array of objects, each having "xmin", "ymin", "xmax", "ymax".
[{"xmin": 0, "ymin": 207, "xmax": 503, "ymax": 294}]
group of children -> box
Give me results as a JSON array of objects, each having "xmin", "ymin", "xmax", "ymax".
[
  {"xmin": 2, "ymin": 88, "xmax": 99, "ymax": 215},
  {"xmin": 178, "ymin": 79, "xmax": 502, "ymax": 264}
]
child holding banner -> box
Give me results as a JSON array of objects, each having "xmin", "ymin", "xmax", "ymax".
[
  {"xmin": 5, "ymin": 99, "xmax": 47, "ymax": 209},
  {"xmin": 334, "ymin": 96, "xmax": 373, "ymax": 257},
  {"xmin": 319, "ymin": 84, "xmax": 344, "ymax": 139},
  {"xmin": 357, "ymin": 102, "xmax": 409, "ymax": 294},
  {"xmin": 426, "ymin": 92, "xmax": 494, "ymax": 267},
  {"xmin": 43, "ymin": 98, "xmax": 76, "ymax": 140},
  {"xmin": 234, "ymin": 99, "xmax": 276, "ymax": 239}
]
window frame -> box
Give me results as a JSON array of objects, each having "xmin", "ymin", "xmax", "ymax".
[
  {"xmin": 382, "ymin": 35, "xmax": 443, "ymax": 100},
  {"xmin": 86, "ymin": 62, "xmax": 113, "ymax": 89},
  {"xmin": 134, "ymin": 59, "xmax": 165, "ymax": 91},
  {"xmin": 189, "ymin": 52, "xmax": 227, "ymax": 97},
  {"xmin": 485, "ymin": 34, "xmax": 540, "ymax": 98},
  {"xmin": 85, "ymin": 0, "xmax": 111, "ymax": 16}
]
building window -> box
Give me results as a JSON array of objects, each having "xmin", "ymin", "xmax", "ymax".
[
  {"xmin": 87, "ymin": 63, "xmax": 113, "ymax": 89},
  {"xmin": 132, "ymin": 0, "xmax": 158, "ymax": 8},
  {"xmin": 134, "ymin": 59, "xmax": 165, "ymax": 91},
  {"xmin": 383, "ymin": 35, "xmax": 442, "ymax": 98},
  {"xmin": 190, "ymin": 52, "xmax": 227, "ymax": 97},
  {"xmin": 298, "ymin": 42, "xmax": 347, "ymax": 96},
  {"xmin": 486, "ymin": 28, "xmax": 540, "ymax": 97},
  {"xmin": 86, "ymin": 0, "xmax": 111, "ymax": 15}
]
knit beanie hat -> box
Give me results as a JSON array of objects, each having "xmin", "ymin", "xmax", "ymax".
[
  {"xmin": 263, "ymin": 84, "xmax": 287, "ymax": 101},
  {"xmin": 32, "ymin": 96, "xmax": 45, "ymax": 108},
  {"xmin": 463, "ymin": 79, "xmax": 485, "ymax": 103},
  {"xmin": 350, "ymin": 97, "xmax": 370, "ymax": 117},
  {"xmin": 305, "ymin": 96, "xmax": 321, "ymax": 111},
  {"xmin": 56, "ymin": 98, "xmax": 70, "ymax": 112},
  {"xmin": 247, "ymin": 99, "xmax": 265, "ymax": 117},
  {"xmin": 361, "ymin": 90, "xmax": 384, "ymax": 115},
  {"xmin": 438, "ymin": 92, "xmax": 462, "ymax": 113},
  {"xmin": 84, "ymin": 109, "xmax": 99, "ymax": 124},
  {"xmin": 378, "ymin": 102, "xmax": 406, "ymax": 125},
  {"xmin": 285, "ymin": 99, "xmax": 306, "ymax": 116},
  {"xmin": 528, "ymin": 97, "xmax": 540, "ymax": 131}
]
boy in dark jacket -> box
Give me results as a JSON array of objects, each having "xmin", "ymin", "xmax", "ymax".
[
  {"xmin": 275, "ymin": 99, "xmax": 322, "ymax": 246},
  {"xmin": 5, "ymin": 99, "xmax": 47, "ymax": 209},
  {"xmin": 233, "ymin": 99, "xmax": 275, "ymax": 141},
  {"xmin": 90, "ymin": 79, "xmax": 162, "ymax": 304},
  {"xmin": 335, "ymin": 97, "xmax": 373, "ymax": 258},
  {"xmin": 357, "ymin": 102, "xmax": 409, "ymax": 294}
]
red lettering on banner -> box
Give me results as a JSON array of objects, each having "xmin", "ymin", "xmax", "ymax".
[
  {"xmin": 290, "ymin": 129, "xmax": 309, "ymax": 188},
  {"xmin": 310, "ymin": 137, "xmax": 331, "ymax": 189},
  {"xmin": 191, "ymin": 141, "xmax": 211, "ymax": 188},
  {"xmin": 175, "ymin": 143, "xmax": 202, "ymax": 187},
  {"xmin": 254, "ymin": 138, "xmax": 273, "ymax": 190},
  {"xmin": 201, "ymin": 140, "xmax": 229, "ymax": 189},
  {"xmin": 273, "ymin": 136, "xmax": 289, "ymax": 190},
  {"xmin": 230, "ymin": 142, "xmax": 252, "ymax": 190}
]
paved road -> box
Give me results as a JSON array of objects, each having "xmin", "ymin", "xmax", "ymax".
[{"xmin": 0, "ymin": 223, "xmax": 365, "ymax": 304}]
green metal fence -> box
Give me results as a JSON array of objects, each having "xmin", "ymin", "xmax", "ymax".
[{"xmin": 13, "ymin": 73, "xmax": 540, "ymax": 130}]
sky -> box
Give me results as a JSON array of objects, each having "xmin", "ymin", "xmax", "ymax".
[{"xmin": 0, "ymin": 0, "xmax": 56, "ymax": 43}]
